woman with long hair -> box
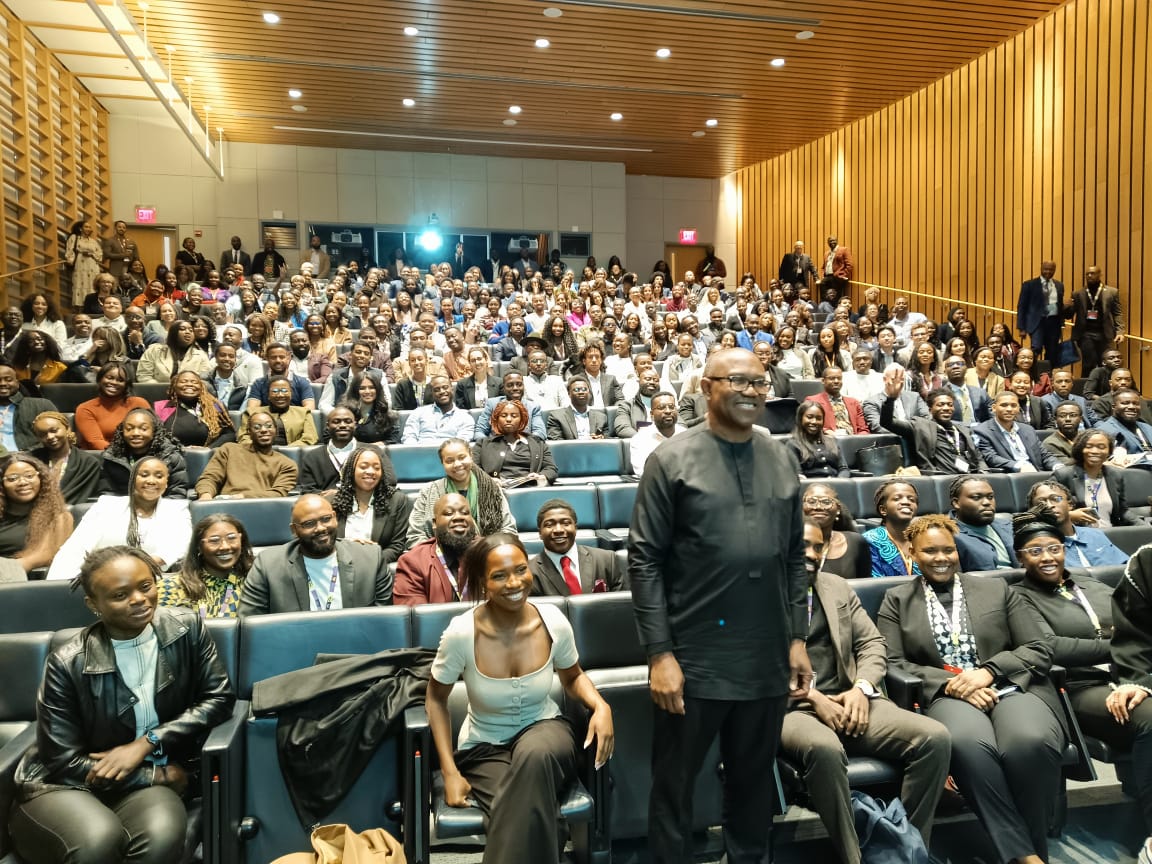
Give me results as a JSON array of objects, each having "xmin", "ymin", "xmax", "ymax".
[
  {"xmin": 541, "ymin": 315, "xmax": 578, "ymax": 365},
  {"xmin": 855, "ymin": 317, "xmax": 878, "ymax": 353},
  {"xmin": 65, "ymin": 219, "xmax": 103, "ymax": 309},
  {"xmin": 330, "ymin": 445, "xmax": 412, "ymax": 563},
  {"xmin": 565, "ymin": 297, "xmax": 590, "ymax": 331},
  {"xmin": 136, "ymin": 319, "xmax": 212, "ymax": 383},
  {"xmin": 153, "ymin": 370, "xmax": 236, "ymax": 449},
  {"xmin": 946, "ymin": 336, "xmax": 974, "ymax": 367},
  {"xmin": 774, "ymin": 326, "xmax": 815, "ymax": 379},
  {"xmin": 965, "ymin": 346, "xmax": 1005, "ymax": 398},
  {"xmin": 787, "ymin": 402, "xmax": 851, "ymax": 478},
  {"xmin": 74, "ymin": 360, "xmax": 151, "ymax": 450},
  {"xmin": 1013, "ymin": 347, "xmax": 1052, "ymax": 396},
  {"xmin": 159, "ymin": 514, "xmax": 254, "ymax": 618},
  {"xmin": 621, "ymin": 313, "xmax": 646, "ymax": 346},
  {"xmin": 8, "ymin": 330, "xmax": 69, "ymax": 387},
  {"xmin": 810, "ymin": 326, "xmax": 851, "ymax": 376},
  {"xmin": 340, "ymin": 372, "xmax": 401, "ymax": 444},
  {"xmin": 190, "ymin": 315, "xmax": 217, "ymax": 358},
  {"xmin": 19, "ymin": 293, "xmax": 66, "ymax": 345},
  {"xmin": 909, "ymin": 342, "xmax": 944, "ymax": 400},
  {"xmin": 406, "ymin": 438, "xmax": 517, "ymax": 548},
  {"xmin": 244, "ymin": 312, "xmax": 270, "ymax": 357},
  {"xmin": 394, "ymin": 291, "xmax": 416, "ymax": 326},
  {"xmin": 80, "ymin": 325, "xmax": 128, "ymax": 376},
  {"xmin": 49, "ymin": 456, "xmax": 192, "ymax": 580},
  {"xmin": 99, "ymin": 408, "xmax": 189, "ymax": 498},
  {"xmin": 861, "ymin": 480, "xmax": 921, "ymax": 577},
  {"xmin": 30, "ymin": 410, "xmax": 102, "ymax": 505},
  {"xmin": 303, "ymin": 312, "xmax": 337, "ymax": 363},
  {"xmin": 324, "ymin": 302, "xmax": 353, "ymax": 346},
  {"xmin": 0, "ymin": 453, "xmax": 73, "ymax": 576},
  {"xmin": 127, "ymin": 257, "xmax": 149, "ymax": 294}
]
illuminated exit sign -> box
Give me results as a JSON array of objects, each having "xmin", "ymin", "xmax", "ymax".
[
  {"xmin": 135, "ymin": 206, "xmax": 157, "ymax": 223},
  {"xmin": 679, "ymin": 228, "xmax": 697, "ymax": 244}
]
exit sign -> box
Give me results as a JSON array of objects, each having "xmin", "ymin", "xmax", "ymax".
[
  {"xmin": 679, "ymin": 228, "xmax": 697, "ymax": 244},
  {"xmin": 135, "ymin": 206, "xmax": 157, "ymax": 223}
]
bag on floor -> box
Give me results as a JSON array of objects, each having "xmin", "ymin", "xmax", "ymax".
[
  {"xmin": 851, "ymin": 790, "xmax": 928, "ymax": 864},
  {"xmin": 270, "ymin": 823, "xmax": 406, "ymax": 864}
]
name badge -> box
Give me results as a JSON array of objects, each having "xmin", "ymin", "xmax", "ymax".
[
  {"xmin": 1087, "ymin": 310, "xmax": 1099, "ymax": 320},
  {"xmin": 955, "ymin": 458, "xmax": 969, "ymax": 472}
]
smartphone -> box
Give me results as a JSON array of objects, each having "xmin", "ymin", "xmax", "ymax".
[{"xmin": 994, "ymin": 685, "xmax": 1020, "ymax": 697}]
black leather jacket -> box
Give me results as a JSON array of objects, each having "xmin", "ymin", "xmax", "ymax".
[{"xmin": 16, "ymin": 607, "xmax": 235, "ymax": 799}]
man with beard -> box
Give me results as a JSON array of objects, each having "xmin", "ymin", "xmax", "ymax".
[
  {"xmin": 194, "ymin": 410, "xmax": 298, "ymax": 501},
  {"xmin": 392, "ymin": 493, "xmax": 478, "ymax": 605},
  {"xmin": 1041, "ymin": 402, "xmax": 1086, "ymax": 467},
  {"xmin": 240, "ymin": 493, "xmax": 393, "ymax": 615},
  {"xmin": 530, "ymin": 499, "xmax": 627, "ymax": 596},
  {"xmin": 240, "ymin": 375, "xmax": 319, "ymax": 447},
  {"xmin": 950, "ymin": 476, "xmax": 1018, "ymax": 571},
  {"xmin": 246, "ymin": 342, "xmax": 316, "ymax": 413},
  {"xmin": 878, "ymin": 369, "xmax": 987, "ymax": 474}
]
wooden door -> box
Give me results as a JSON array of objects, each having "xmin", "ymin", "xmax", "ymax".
[
  {"xmin": 663, "ymin": 243, "xmax": 709, "ymax": 284},
  {"xmin": 128, "ymin": 226, "xmax": 179, "ymax": 277}
]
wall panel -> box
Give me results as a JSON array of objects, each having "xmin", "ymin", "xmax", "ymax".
[{"xmin": 733, "ymin": 0, "xmax": 1151, "ymax": 382}]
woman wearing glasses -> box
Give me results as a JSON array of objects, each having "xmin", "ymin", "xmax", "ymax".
[
  {"xmin": 801, "ymin": 483, "xmax": 871, "ymax": 580},
  {"xmin": 158, "ymin": 514, "xmax": 255, "ymax": 618}
]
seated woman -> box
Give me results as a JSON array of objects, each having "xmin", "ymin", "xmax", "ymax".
[
  {"xmin": 909, "ymin": 342, "xmax": 943, "ymax": 400},
  {"xmin": 406, "ymin": 438, "xmax": 517, "ymax": 548},
  {"xmin": 1109, "ymin": 543, "xmax": 1152, "ymax": 863},
  {"xmin": 143, "ymin": 301, "xmax": 179, "ymax": 341},
  {"xmin": 10, "ymin": 546, "xmax": 234, "ymax": 864},
  {"xmin": 774, "ymin": 326, "xmax": 815, "ymax": 379},
  {"xmin": 158, "ymin": 514, "xmax": 253, "ymax": 618},
  {"xmin": 1013, "ymin": 348, "xmax": 1052, "ymax": 397},
  {"xmin": 138, "ymin": 319, "xmax": 211, "ymax": 385},
  {"xmin": 426, "ymin": 533, "xmax": 613, "ymax": 864},
  {"xmin": 324, "ymin": 303, "xmax": 353, "ymax": 346},
  {"xmin": 541, "ymin": 315, "xmax": 578, "ymax": 365},
  {"xmin": 9, "ymin": 330, "xmax": 69, "ymax": 387},
  {"xmin": 341, "ymin": 372, "xmax": 401, "ymax": 444},
  {"xmin": 878, "ymin": 514, "xmax": 1066, "ymax": 864},
  {"xmin": 77, "ymin": 326, "xmax": 129, "ymax": 381},
  {"xmin": 0, "ymin": 453, "xmax": 73, "ymax": 579},
  {"xmin": 862, "ymin": 480, "xmax": 921, "ymax": 577},
  {"xmin": 238, "ymin": 375, "xmax": 319, "ymax": 447},
  {"xmin": 20, "ymin": 292, "xmax": 67, "ymax": 345},
  {"xmin": 153, "ymin": 370, "xmax": 236, "ymax": 449},
  {"xmin": 787, "ymin": 402, "xmax": 851, "ymax": 479},
  {"xmin": 303, "ymin": 313, "xmax": 337, "ymax": 363},
  {"xmin": 1052, "ymin": 429, "xmax": 1132, "ymax": 527},
  {"xmin": 1027, "ymin": 480, "xmax": 1128, "ymax": 567},
  {"xmin": 473, "ymin": 400, "xmax": 558, "ymax": 488},
  {"xmin": 243, "ymin": 312, "xmax": 270, "ymax": 358},
  {"xmin": 331, "ymin": 445, "xmax": 412, "ymax": 564},
  {"xmin": 30, "ymin": 411, "xmax": 102, "ymax": 505},
  {"xmin": 802, "ymin": 482, "xmax": 872, "ymax": 580},
  {"xmin": 454, "ymin": 347, "xmax": 497, "ymax": 410},
  {"xmin": 75, "ymin": 361, "xmax": 151, "ymax": 450},
  {"xmin": 99, "ymin": 408, "xmax": 190, "ymax": 498},
  {"xmin": 965, "ymin": 346, "xmax": 1005, "ymax": 398},
  {"xmin": 50, "ymin": 456, "xmax": 192, "ymax": 580}
]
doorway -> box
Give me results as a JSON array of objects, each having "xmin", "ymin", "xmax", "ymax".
[
  {"xmin": 128, "ymin": 225, "xmax": 179, "ymax": 277},
  {"xmin": 663, "ymin": 243, "xmax": 710, "ymax": 283}
]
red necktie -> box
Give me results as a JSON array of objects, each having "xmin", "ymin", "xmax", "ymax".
[{"xmin": 561, "ymin": 555, "xmax": 581, "ymax": 595}]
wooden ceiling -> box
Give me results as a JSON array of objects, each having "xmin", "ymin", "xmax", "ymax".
[{"xmin": 20, "ymin": 0, "xmax": 1067, "ymax": 177}]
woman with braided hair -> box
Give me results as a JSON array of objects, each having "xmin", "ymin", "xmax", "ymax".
[
  {"xmin": 48, "ymin": 456, "xmax": 192, "ymax": 581},
  {"xmin": 152, "ymin": 370, "xmax": 235, "ymax": 449},
  {"xmin": 98, "ymin": 407, "xmax": 190, "ymax": 498},
  {"xmin": 0, "ymin": 453, "xmax": 73, "ymax": 579},
  {"xmin": 331, "ymin": 445, "xmax": 412, "ymax": 564}
]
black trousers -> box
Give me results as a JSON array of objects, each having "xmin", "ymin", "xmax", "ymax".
[
  {"xmin": 1079, "ymin": 330, "xmax": 1109, "ymax": 375},
  {"xmin": 454, "ymin": 716, "xmax": 578, "ymax": 864},
  {"xmin": 649, "ymin": 694, "xmax": 788, "ymax": 864},
  {"xmin": 1071, "ymin": 684, "xmax": 1152, "ymax": 832},
  {"xmin": 927, "ymin": 692, "xmax": 1064, "ymax": 863},
  {"xmin": 9, "ymin": 785, "xmax": 186, "ymax": 864},
  {"xmin": 1031, "ymin": 316, "xmax": 1064, "ymax": 366}
]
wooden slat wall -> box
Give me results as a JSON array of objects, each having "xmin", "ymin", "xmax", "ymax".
[
  {"xmin": 0, "ymin": 3, "xmax": 110, "ymax": 309},
  {"xmin": 734, "ymin": 0, "xmax": 1151, "ymax": 384}
]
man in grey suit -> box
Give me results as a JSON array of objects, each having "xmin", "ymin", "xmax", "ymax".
[
  {"xmin": 546, "ymin": 375, "xmax": 610, "ymax": 440},
  {"xmin": 862, "ymin": 365, "xmax": 928, "ymax": 432},
  {"xmin": 530, "ymin": 499, "xmax": 627, "ymax": 595},
  {"xmin": 972, "ymin": 391, "xmax": 1058, "ymax": 473},
  {"xmin": 239, "ymin": 494, "xmax": 394, "ymax": 616}
]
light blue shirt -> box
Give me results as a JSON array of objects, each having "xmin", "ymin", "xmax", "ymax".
[
  {"xmin": 112, "ymin": 626, "xmax": 159, "ymax": 738},
  {"xmin": 1065, "ymin": 527, "xmax": 1129, "ymax": 568},
  {"xmin": 0, "ymin": 404, "xmax": 15, "ymax": 452},
  {"xmin": 401, "ymin": 403, "xmax": 476, "ymax": 444},
  {"xmin": 303, "ymin": 552, "xmax": 343, "ymax": 611}
]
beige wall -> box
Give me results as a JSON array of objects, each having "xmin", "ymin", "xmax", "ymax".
[{"xmin": 626, "ymin": 175, "xmax": 738, "ymax": 280}]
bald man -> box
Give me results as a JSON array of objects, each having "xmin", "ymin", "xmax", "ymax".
[{"xmin": 239, "ymin": 493, "xmax": 394, "ymax": 616}]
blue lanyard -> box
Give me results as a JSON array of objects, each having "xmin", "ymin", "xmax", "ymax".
[{"xmin": 310, "ymin": 565, "xmax": 340, "ymax": 611}]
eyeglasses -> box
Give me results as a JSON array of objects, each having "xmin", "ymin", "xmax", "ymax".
[
  {"xmin": 294, "ymin": 513, "xmax": 336, "ymax": 531},
  {"xmin": 203, "ymin": 533, "xmax": 240, "ymax": 548},
  {"xmin": 707, "ymin": 375, "xmax": 770, "ymax": 391},
  {"xmin": 802, "ymin": 496, "xmax": 837, "ymax": 508},
  {"xmin": 1020, "ymin": 543, "xmax": 1064, "ymax": 557}
]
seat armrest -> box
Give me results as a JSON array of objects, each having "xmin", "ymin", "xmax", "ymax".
[
  {"xmin": 884, "ymin": 668, "xmax": 924, "ymax": 711},
  {"xmin": 403, "ymin": 705, "xmax": 431, "ymax": 864},
  {"xmin": 1048, "ymin": 664, "xmax": 1068, "ymax": 689},
  {"xmin": 201, "ymin": 700, "xmax": 248, "ymax": 864},
  {"xmin": 0, "ymin": 725, "xmax": 36, "ymax": 857}
]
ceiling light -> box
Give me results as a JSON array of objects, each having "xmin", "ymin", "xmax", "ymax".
[
  {"xmin": 508, "ymin": 105, "xmax": 522, "ymax": 114},
  {"xmin": 535, "ymin": 38, "xmax": 550, "ymax": 48},
  {"xmin": 262, "ymin": 11, "xmax": 280, "ymax": 24},
  {"xmin": 543, "ymin": 7, "xmax": 563, "ymax": 17},
  {"xmin": 770, "ymin": 57, "xmax": 785, "ymax": 67},
  {"xmin": 288, "ymin": 89, "xmax": 302, "ymax": 98},
  {"xmin": 291, "ymin": 104, "xmax": 307, "ymax": 112},
  {"xmin": 705, "ymin": 118, "xmax": 718, "ymax": 127},
  {"xmin": 692, "ymin": 130, "xmax": 705, "ymax": 137},
  {"xmin": 402, "ymin": 98, "xmax": 415, "ymax": 107},
  {"xmin": 796, "ymin": 30, "xmax": 815, "ymax": 39},
  {"xmin": 610, "ymin": 112, "xmax": 623, "ymax": 121},
  {"xmin": 503, "ymin": 118, "xmax": 518, "ymax": 126},
  {"xmin": 655, "ymin": 47, "xmax": 671, "ymax": 58},
  {"xmin": 403, "ymin": 26, "xmax": 419, "ymax": 36}
]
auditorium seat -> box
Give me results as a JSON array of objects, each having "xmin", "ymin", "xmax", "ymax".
[
  {"xmin": 549, "ymin": 438, "xmax": 630, "ymax": 484},
  {"xmin": 189, "ymin": 497, "xmax": 297, "ymax": 549},
  {"xmin": 390, "ymin": 443, "xmax": 449, "ymax": 487},
  {"xmin": 507, "ymin": 486, "xmax": 599, "ymax": 549},
  {"xmin": 1122, "ymin": 468, "xmax": 1152, "ymax": 522},
  {"xmin": 595, "ymin": 483, "xmax": 637, "ymax": 550},
  {"xmin": 836, "ymin": 433, "xmax": 903, "ymax": 474},
  {"xmin": 0, "ymin": 581, "xmax": 93, "ymax": 634},
  {"xmin": 1101, "ymin": 524, "xmax": 1152, "ymax": 554}
]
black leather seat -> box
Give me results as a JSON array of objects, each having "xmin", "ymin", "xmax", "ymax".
[{"xmin": 0, "ymin": 581, "xmax": 94, "ymax": 635}]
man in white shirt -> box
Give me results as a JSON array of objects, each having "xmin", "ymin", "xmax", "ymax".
[
  {"xmin": 522, "ymin": 348, "xmax": 569, "ymax": 410},
  {"xmin": 841, "ymin": 350, "xmax": 886, "ymax": 402},
  {"xmin": 523, "ymin": 292, "xmax": 551, "ymax": 334},
  {"xmin": 629, "ymin": 391, "xmax": 685, "ymax": 475},
  {"xmin": 402, "ymin": 375, "xmax": 476, "ymax": 444},
  {"xmin": 92, "ymin": 296, "xmax": 127, "ymax": 333},
  {"xmin": 59, "ymin": 314, "xmax": 93, "ymax": 363},
  {"xmin": 887, "ymin": 296, "xmax": 927, "ymax": 348}
]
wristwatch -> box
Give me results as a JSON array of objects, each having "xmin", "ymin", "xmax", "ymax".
[
  {"xmin": 854, "ymin": 679, "xmax": 878, "ymax": 698},
  {"xmin": 144, "ymin": 730, "xmax": 164, "ymax": 758}
]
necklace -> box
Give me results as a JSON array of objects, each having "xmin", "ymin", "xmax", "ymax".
[{"xmin": 885, "ymin": 526, "xmax": 913, "ymax": 574}]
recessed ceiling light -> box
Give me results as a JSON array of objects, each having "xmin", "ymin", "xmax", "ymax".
[
  {"xmin": 288, "ymin": 89, "xmax": 302, "ymax": 98},
  {"xmin": 770, "ymin": 57, "xmax": 785, "ymax": 67},
  {"xmin": 543, "ymin": 7, "xmax": 563, "ymax": 17},
  {"xmin": 655, "ymin": 47, "xmax": 671, "ymax": 59},
  {"xmin": 291, "ymin": 104, "xmax": 307, "ymax": 112},
  {"xmin": 610, "ymin": 112, "xmax": 623, "ymax": 121},
  {"xmin": 402, "ymin": 98, "xmax": 415, "ymax": 107},
  {"xmin": 503, "ymin": 118, "xmax": 518, "ymax": 126},
  {"xmin": 692, "ymin": 130, "xmax": 705, "ymax": 137},
  {"xmin": 262, "ymin": 11, "xmax": 279, "ymax": 24},
  {"xmin": 796, "ymin": 29, "xmax": 815, "ymax": 40},
  {"xmin": 535, "ymin": 38, "xmax": 550, "ymax": 48},
  {"xmin": 705, "ymin": 118, "xmax": 718, "ymax": 127},
  {"xmin": 508, "ymin": 105, "xmax": 522, "ymax": 114},
  {"xmin": 403, "ymin": 26, "xmax": 419, "ymax": 36}
]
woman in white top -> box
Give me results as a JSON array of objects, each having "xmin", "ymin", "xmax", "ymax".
[
  {"xmin": 330, "ymin": 445, "xmax": 411, "ymax": 565},
  {"xmin": 47, "ymin": 456, "xmax": 192, "ymax": 581},
  {"xmin": 426, "ymin": 533, "xmax": 613, "ymax": 864},
  {"xmin": 19, "ymin": 293, "xmax": 67, "ymax": 346},
  {"xmin": 774, "ymin": 326, "xmax": 815, "ymax": 379}
]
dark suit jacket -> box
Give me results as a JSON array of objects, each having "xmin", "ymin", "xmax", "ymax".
[
  {"xmin": 1051, "ymin": 463, "xmax": 1131, "ymax": 526},
  {"xmin": 454, "ymin": 375, "xmax": 497, "ymax": 410},
  {"xmin": 472, "ymin": 435, "xmax": 558, "ymax": 483},
  {"xmin": 239, "ymin": 538, "xmax": 393, "ymax": 616},
  {"xmin": 766, "ymin": 365, "xmax": 794, "ymax": 400},
  {"xmin": 495, "ymin": 336, "xmax": 527, "ymax": 362},
  {"xmin": 1091, "ymin": 392, "xmax": 1152, "ymax": 427},
  {"xmin": 879, "ymin": 398, "xmax": 987, "ymax": 473},
  {"xmin": 612, "ymin": 395, "xmax": 650, "ymax": 438},
  {"xmin": 971, "ymin": 420, "xmax": 1057, "ymax": 472},
  {"xmin": 805, "ymin": 391, "xmax": 869, "ymax": 435},
  {"xmin": 588, "ymin": 373, "xmax": 623, "ymax": 409},
  {"xmin": 393, "ymin": 538, "xmax": 459, "ymax": 606},
  {"xmin": 877, "ymin": 573, "xmax": 1064, "ymax": 732},
  {"xmin": 1017, "ymin": 394, "xmax": 1053, "ymax": 430},
  {"xmin": 805, "ymin": 572, "xmax": 888, "ymax": 691},
  {"xmin": 941, "ymin": 384, "xmax": 992, "ymax": 424},
  {"xmin": 529, "ymin": 545, "xmax": 628, "ymax": 596},
  {"xmin": 954, "ymin": 516, "xmax": 1019, "ymax": 571},
  {"xmin": 872, "ymin": 350, "xmax": 901, "ymax": 374},
  {"xmin": 546, "ymin": 407, "xmax": 609, "ymax": 440},
  {"xmin": 1013, "ymin": 571, "xmax": 1113, "ymax": 679},
  {"xmin": 298, "ymin": 445, "xmax": 399, "ymax": 493},
  {"xmin": 336, "ymin": 492, "xmax": 412, "ymax": 565},
  {"xmin": 220, "ymin": 248, "xmax": 252, "ymax": 275},
  {"xmin": 1017, "ymin": 276, "xmax": 1065, "ymax": 337},
  {"xmin": 677, "ymin": 392, "xmax": 707, "ymax": 428},
  {"xmin": 392, "ymin": 378, "xmax": 436, "ymax": 411},
  {"xmin": 778, "ymin": 252, "xmax": 817, "ymax": 287},
  {"xmin": 862, "ymin": 391, "xmax": 927, "ymax": 433},
  {"xmin": 1069, "ymin": 285, "xmax": 1125, "ymax": 343},
  {"xmin": 1096, "ymin": 417, "xmax": 1152, "ymax": 456}
]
